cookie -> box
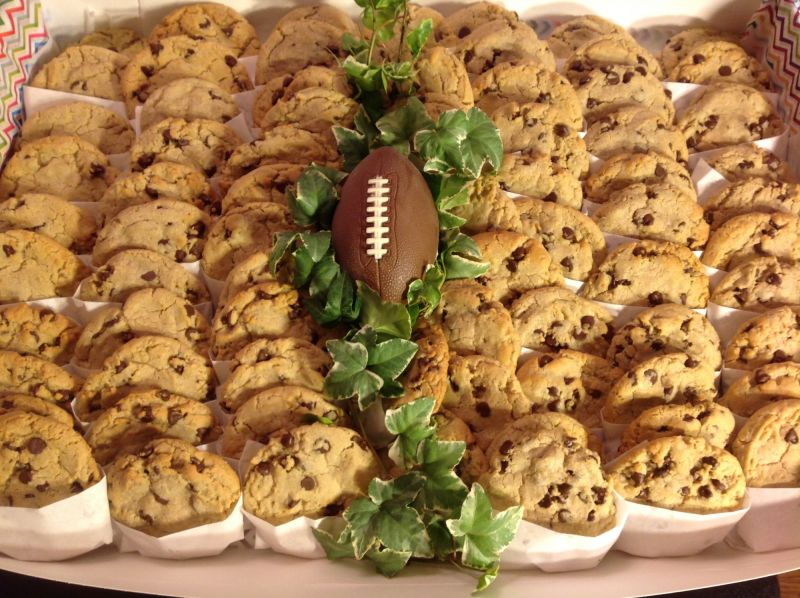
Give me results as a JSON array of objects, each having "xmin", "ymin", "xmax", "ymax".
[
  {"xmin": 219, "ymin": 338, "xmax": 331, "ymax": 412},
  {"xmin": 669, "ymin": 41, "xmax": 770, "ymax": 89},
  {"xmin": 706, "ymin": 144, "xmax": 796, "ymax": 183},
  {"xmin": 75, "ymin": 288, "xmax": 210, "ymax": 370},
  {"xmin": 546, "ymin": 15, "xmax": 628, "ymax": 59},
  {"xmin": 217, "ymin": 249, "xmax": 274, "ymax": 307},
  {"xmin": 253, "ymin": 66, "xmax": 353, "ymax": 123},
  {"xmin": 471, "ymin": 60, "xmax": 582, "ymax": 128},
  {"xmin": 724, "ymin": 306, "xmax": 800, "ymax": 370},
  {"xmin": 564, "ymin": 33, "xmax": 663, "ymax": 80},
  {"xmin": 607, "ymin": 435, "xmax": 746, "ymax": 513},
  {"xmin": 0, "ymin": 350, "xmax": 82, "ymax": 407},
  {"xmin": 0, "ymin": 303, "xmax": 80, "ymax": 366},
  {"xmin": 30, "ymin": 45, "xmax": 128, "ymax": 101},
  {"xmin": 210, "ymin": 281, "xmax": 316, "ymax": 360},
  {"xmin": 580, "ymin": 240, "xmax": 710, "ymax": 308},
  {"xmin": 676, "ymin": 83, "xmax": 783, "ymax": 152},
  {"xmin": 394, "ymin": 319, "xmax": 450, "ymax": 412},
  {"xmin": 255, "ymin": 20, "xmax": 348, "ymax": 85},
  {"xmin": 516, "ymin": 350, "xmax": 622, "ymax": 428},
  {"xmin": 243, "ymin": 423, "xmax": 380, "ymax": 524},
  {"xmin": 106, "ymin": 438, "xmax": 239, "ymax": 535},
  {"xmin": 583, "ymin": 106, "xmax": 688, "ymax": 164},
  {"xmin": 432, "ymin": 409, "xmax": 488, "ymax": 484},
  {"xmin": 0, "ymin": 135, "xmax": 117, "ymax": 202},
  {"xmin": 584, "ymin": 152, "xmax": 693, "ymax": 203},
  {"xmin": 607, "ymin": 303, "xmax": 722, "ymax": 371},
  {"xmin": 592, "ymin": 182, "xmax": 708, "ymax": 249},
  {"xmin": 78, "ymin": 249, "xmax": 210, "ymax": 304},
  {"xmin": 703, "ymin": 177, "xmax": 800, "ymax": 231},
  {"xmin": 254, "ymin": 87, "xmax": 358, "ymax": 134},
  {"xmin": 497, "ymin": 153, "xmax": 583, "ymax": 210},
  {"xmin": 443, "ymin": 353, "xmax": 532, "ymax": 450},
  {"xmin": 92, "ymin": 199, "xmax": 210, "ymax": 266},
  {"xmin": 220, "ymin": 163, "xmax": 304, "ymax": 213},
  {"xmin": 0, "ymin": 193, "xmax": 96, "ymax": 253},
  {"xmin": 414, "ymin": 46, "xmax": 474, "ymax": 111},
  {"xmin": 74, "ymin": 335, "xmax": 214, "ymax": 422},
  {"xmin": 451, "ymin": 176, "xmax": 522, "ymax": 234},
  {"xmin": 480, "ymin": 418, "xmax": 615, "ymax": 535},
  {"xmin": 515, "ymin": 196, "xmax": 606, "ymax": 281},
  {"xmin": 509, "ymin": 286, "xmax": 614, "ymax": 357},
  {"xmin": 222, "ymin": 386, "xmax": 347, "ymax": 458},
  {"xmin": 718, "ymin": 362, "xmax": 800, "ymax": 416},
  {"xmin": 130, "ymin": 117, "xmax": 241, "ymax": 177},
  {"xmin": 0, "ymin": 394, "xmax": 74, "ymax": 428},
  {"xmin": 219, "ymin": 125, "xmax": 341, "ymax": 190},
  {"xmin": 710, "ymin": 256, "xmax": 800, "ymax": 311},
  {"xmin": 78, "ymin": 27, "xmax": 147, "ymax": 59},
  {"xmin": 731, "ymin": 399, "xmax": 800, "ymax": 487},
  {"xmin": 0, "ymin": 229, "xmax": 90, "ymax": 303},
  {"xmin": 202, "ymin": 203, "xmax": 295, "ymax": 280},
  {"xmin": 472, "ymin": 231, "xmax": 564, "ymax": 305},
  {"xmin": 660, "ymin": 27, "xmax": 741, "ymax": 74},
  {"xmin": 701, "ymin": 211, "xmax": 800, "ymax": 270},
  {"xmin": 149, "ymin": 3, "xmax": 259, "ymax": 57},
  {"xmin": 0, "ymin": 411, "xmax": 101, "ymax": 507},
  {"xmin": 98, "ymin": 162, "xmax": 216, "ymax": 225},
  {"xmin": 140, "ymin": 78, "xmax": 240, "ymax": 131},
  {"xmin": 451, "ymin": 19, "xmax": 556, "ymax": 77},
  {"xmin": 438, "ymin": 280, "xmax": 520, "ymax": 371},
  {"xmin": 618, "ymin": 402, "xmax": 736, "ymax": 455},
  {"xmin": 438, "ymin": 1, "xmax": 518, "ymax": 41},
  {"xmin": 601, "ymin": 352, "xmax": 718, "ymax": 424},
  {"xmin": 86, "ymin": 390, "xmax": 220, "ymax": 465},
  {"xmin": 491, "ymin": 101, "xmax": 589, "ymax": 178},
  {"xmin": 572, "ymin": 64, "xmax": 675, "ymax": 124},
  {"xmin": 20, "ymin": 101, "xmax": 134, "ymax": 154},
  {"xmin": 121, "ymin": 36, "xmax": 253, "ymax": 116}
]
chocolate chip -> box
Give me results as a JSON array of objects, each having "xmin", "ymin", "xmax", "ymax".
[
  {"xmin": 140, "ymin": 65, "xmax": 154, "ymax": 77},
  {"xmin": 538, "ymin": 495, "xmax": 552, "ymax": 508},
  {"xmin": 648, "ymin": 291, "xmax": 664, "ymax": 306},
  {"xmin": 499, "ymin": 440, "xmax": 513, "ymax": 455},
  {"xmin": 786, "ymin": 428, "xmax": 798, "ymax": 444},
  {"xmin": 25, "ymin": 437, "xmax": 46, "ymax": 454},
  {"xmin": 115, "ymin": 361, "xmax": 128, "ymax": 374},
  {"xmin": 641, "ymin": 213, "xmax": 654, "ymax": 225},
  {"xmin": 772, "ymin": 350, "xmax": 790, "ymax": 363},
  {"xmin": 476, "ymin": 401, "xmax": 491, "ymax": 417},
  {"xmin": 693, "ymin": 54, "xmax": 705, "ymax": 64},
  {"xmin": 718, "ymin": 65, "xmax": 732, "ymax": 76},
  {"xmin": 137, "ymin": 153, "xmax": 155, "ymax": 169},
  {"xmin": 2, "ymin": 244, "xmax": 14, "ymax": 257},
  {"xmin": 301, "ymin": 476, "xmax": 316, "ymax": 490},
  {"xmin": 630, "ymin": 472, "xmax": 644, "ymax": 486},
  {"xmin": 562, "ymin": 226, "xmax": 575, "ymax": 240},
  {"xmin": 167, "ymin": 407, "xmax": 183, "ymax": 425},
  {"xmin": 71, "ymin": 481, "xmax": 84, "ymax": 494},
  {"xmin": 137, "ymin": 405, "xmax": 154, "ymax": 423},
  {"xmin": 698, "ymin": 485, "xmax": 712, "ymax": 498},
  {"xmin": 89, "ymin": 163, "xmax": 106, "ymax": 178},
  {"xmin": 766, "ymin": 273, "xmax": 781, "ymax": 285},
  {"xmin": 554, "ymin": 124, "xmax": 569, "ymax": 137},
  {"xmin": 17, "ymin": 466, "xmax": 32, "ymax": 484}
]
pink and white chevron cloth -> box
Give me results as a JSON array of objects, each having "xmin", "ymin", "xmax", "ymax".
[{"xmin": 0, "ymin": 0, "xmax": 48, "ymax": 166}]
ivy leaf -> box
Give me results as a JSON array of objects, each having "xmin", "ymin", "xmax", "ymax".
[
  {"xmin": 341, "ymin": 55, "xmax": 384, "ymax": 93},
  {"xmin": 367, "ymin": 337, "xmax": 418, "ymax": 382},
  {"xmin": 305, "ymin": 256, "xmax": 361, "ymax": 326},
  {"xmin": 366, "ymin": 546, "xmax": 412, "ymax": 577},
  {"xmin": 342, "ymin": 32, "xmax": 369, "ymax": 58},
  {"xmin": 406, "ymin": 18, "xmax": 433, "ymax": 59},
  {"xmin": 459, "ymin": 107, "xmax": 503, "ymax": 178},
  {"xmin": 367, "ymin": 475, "xmax": 432, "ymax": 557},
  {"xmin": 376, "ymin": 97, "xmax": 434, "ymax": 154},
  {"xmin": 333, "ymin": 125, "xmax": 368, "ymax": 172},
  {"xmin": 418, "ymin": 438, "xmax": 468, "ymax": 512},
  {"xmin": 439, "ymin": 230, "xmax": 489, "ymax": 280},
  {"xmin": 287, "ymin": 165, "xmax": 347, "ymax": 228},
  {"xmin": 425, "ymin": 513, "xmax": 456, "ymax": 560},
  {"xmin": 446, "ymin": 484, "xmax": 522, "ymax": 572},
  {"xmin": 323, "ymin": 338, "xmax": 384, "ymax": 407},
  {"xmin": 357, "ymin": 281, "xmax": 412, "ymax": 339},
  {"xmin": 354, "ymin": 107, "xmax": 380, "ymax": 147},
  {"xmin": 414, "ymin": 110, "xmax": 467, "ymax": 175},
  {"xmin": 268, "ymin": 231, "xmax": 332, "ymax": 287},
  {"xmin": 313, "ymin": 527, "xmax": 358, "ymax": 560},
  {"xmin": 343, "ymin": 497, "xmax": 382, "ymax": 558},
  {"xmin": 406, "ymin": 263, "xmax": 445, "ymax": 322},
  {"xmin": 425, "ymin": 174, "xmax": 470, "ymax": 230},
  {"xmin": 476, "ymin": 563, "xmax": 500, "ymax": 593},
  {"xmin": 385, "ymin": 397, "xmax": 436, "ymax": 469}
]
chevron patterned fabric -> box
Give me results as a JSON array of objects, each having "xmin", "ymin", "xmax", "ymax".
[
  {"xmin": 0, "ymin": 0, "xmax": 48, "ymax": 166},
  {"xmin": 744, "ymin": 0, "xmax": 800, "ymax": 132}
]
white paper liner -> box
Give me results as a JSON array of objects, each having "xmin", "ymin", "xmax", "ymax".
[
  {"xmin": 692, "ymin": 159, "xmax": 730, "ymax": 203},
  {"xmin": 112, "ymin": 496, "xmax": 244, "ymax": 559},
  {"xmin": 613, "ymin": 493, "xmax": 751, "ymax": 558},
  {"xmin": 242, "ymin": 511, "xmax": 337, "ymax": 558},
  {"xmin": 201, "ymin": 268, "xmax": 226, "ymax": 307},
  {"xmin": 721, "ymin": 366, "xmax": 750, "ymax": 392},
  {"xmin": 238, "ymin": 56, "xmax": 258, "ymax": 88},
  {"xmin": 564, "ymin": 277, "xmax": 583, "ymax": 292},
  {"xmin": 212, "ymin": 359, "xmax": 237, "ymax": 384},
  {"xmin": 501, "ymin": 492, "xmax": 629, "ymax": 572},
  {"xmin": 727, "ymin": 487, "xmax": 800, "ymax": 552},
  {"xmin": 0, "ymin": 477, "xmax": 112, "ymax": 561},
  {"xmin": 233, "ymin": 86, "xmax": 263, "ymax": 131},
  {"xmin": 706, "ymin": 302, "xmax": 761, "ymax": 346},
  {"xmin": 22, "ymin": 85, "xmax": 128, "ymax": 119}
]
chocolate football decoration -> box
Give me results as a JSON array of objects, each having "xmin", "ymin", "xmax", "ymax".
[{"xmin": 331, "ymin": 146, "xmax": 440, "ymax": 302}]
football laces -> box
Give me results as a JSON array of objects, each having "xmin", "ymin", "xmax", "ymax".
[{"xmin": 365, "ymin": 176, "xmax": 390, "ymax": 261}]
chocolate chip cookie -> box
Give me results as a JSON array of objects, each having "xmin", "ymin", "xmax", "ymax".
[
  {"xmin": 79, "ymin": 27, "xmax": 147, "ymax": 59},
  {"xmin": 607, "ymin": 303, "xmax": 722, "ymax": 371},
  {"xmin": 660, "ymin": 27, "xmax": 741, "ymax": 74},
  {"xmin": 106, "ymin": 438, "xmax": 239, "ymax": 535},
  {"xmin": 602, "ymin": 352, "xmax": 717, "ymax": 424},
  {"xmin": 701, "ymin": 211, "xmax": 800, "ymax": 270},
  {"xmin": 451, "ymin": 176, "xmax": 522, "ymax": 234},
  {"xmin": 0, "ymin": 411, "xmax": 101, "ymax": 507},
  {"xmin": 509, "ymin": 286, "xmax": 614, "ymax": 356},
  {"xmin": 439, "ymin": 1, "xmax": 518, "ymax": 41},
  {"xmin": 216, "ymin": 249, "xmax": 274, "ymax": 307},
  {"xmin": 30, "ymin": 45, "xmax": 128, "ymax": 101},
  {"xmin": 78, "ymin": 249, "xmax": 210, "ymax": 304},
  {"xmin": 607, "ymin": 435, "xmax": 746, "ymax": 513},
  {"xmin": 515, "ymin": 197, "xmax": 605, "ymax": 280},
  {"xmin": 451, "ymin": 20, "xmax": 555, "ymax": 76},
  {"xmin": 432, "ymin": 409, "xmax": 488, "ymax": 484},
  {"xmin": 497, "ymin": 153, "xmax": 583, "ymax": 210},
  {"xmin": 414, "ymin": 45, "xmax": 474, "ymax": 111},
  {"xmin": 243, "ymin": 423, "xmax": 380, "ymax": 524},
  {"xmin": 86, "ymin": 389, "xmax": 220, "ymax": 465},
  {"xmin": 222, "ymin": 385, "xmax": 347, "ymax": 458},
  {"xmin": 580, "ymin": 240, "xmax": 709, "ymax": 308},
  {"xmin": 220, "ymin": 163, "xmax": 304, "ymax": 213},
  {"xmin": 0, "ymin": 135, "xmax": 117, "ymax": 202},
  {"xmin": 584, "ymin": 152, "xmax": 693, "ymax": 203},
  {"xmin": 395, "ymin": 319, "xmax": 450, "ymax": 412},
  {"xmin": 711, "ymin": 256, "xmax": 800, "ymax": 311},
  {"xmin": 0, "ymin": 303, "xmax": 80, "ymax": 365},
  {"xmin": 140, "ymin": 78, "xmax": 240, "ymax": 131},
  {"xmin": 547, "ymin": 15, "xmax": 627, "ymax": 59},
  {"xmin": 0, "ymin": 229, "xmax": 90, "ymax": 303},
  {"xmin": 254, "ymin": 87, "xmax": 358, "ymax": 134},
  {"xmin": 724, "ymin": 306, "xmax": 800, "ymax": 370},
  {"xmin": 669, "ymin": 41, "xmax": 770, "ymax": 89},
  {"xmin": 706, "ymin": 144, "xmax": 796, "ymax": 183},
  {"xmin": 565, "ymin": 32, "xmax": 663, "ymax": 81},
  {"xmin": 253, "ymin": 66, "xmax": 353, "ymax": 123},
  {"xmin": 0, "ymin": 350, "xmax": 82, "ymax": 407},
  {"xmin": 719, "ymin": 362, "xmax": 800, "ymax": 416},
  {"xmin": 703, "ymin": 177, "xmax": 800, "ymax": 231},
  {"xmin": 0, "ymin": 193, "xmax": 96, "ymax": 253},
  {"xmin": 20, "ymin": 101, "xmax": 134, "ymax": 154},
  {"xmin": 0, "ymin": 394, "xmax": 74, "ymax": 428}
]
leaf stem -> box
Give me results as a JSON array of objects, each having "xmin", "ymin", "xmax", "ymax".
[{"xmin": 367, "ymin": 0, "xmax": 379, "ymax": 65}]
